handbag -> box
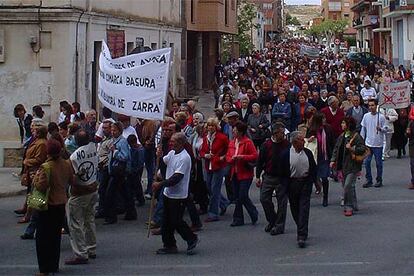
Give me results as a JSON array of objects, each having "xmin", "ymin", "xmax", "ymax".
[
  {"xmin": 349, "ymin": 134, "xmax": 371, "ymax": 163},
  {"xmin": 27, "ymin": 162, "xmax": 51, "ymax": 211}
]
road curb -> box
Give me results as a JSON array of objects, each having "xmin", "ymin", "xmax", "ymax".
[{"xmin": 0, "ymin": 189, "xmax": 26, "ymax": 198}]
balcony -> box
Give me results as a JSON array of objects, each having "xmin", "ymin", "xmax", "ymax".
[
  {"xmin": 395, "ymin": 0, "xmax": 414, "ymax": 7},
  {"xmin": 384, "ymin": 0, "xmax": 414, "ymax": 16},
  {"xmin": 353, "ymin": 15, "xmax": 379, "ymax": 28},
  {"xmin": 351, "ymin": 0, "xmax": 371, "ymax": 11}
]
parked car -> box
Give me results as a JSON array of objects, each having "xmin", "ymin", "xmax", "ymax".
[{"xmin": 346, "ymin": 52, "xmax": 387, "ymax": 66}]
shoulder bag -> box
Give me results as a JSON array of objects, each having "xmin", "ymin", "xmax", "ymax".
[
  {"xmin": 349, "ymin": 134, "xmax": 370, "ymax": 163},
  {"xmin": 27, "ymin": 162, "xmax": 52, "ymax": 211}
]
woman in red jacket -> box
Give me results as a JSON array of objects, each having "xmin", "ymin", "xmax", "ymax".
[
  {"xmin": 226, "ymin": 121, "xmax": 259, "ymax": 226},
  {"xmin": 200, "ymin": 118, "xmax": 230, "ymax": 222}
]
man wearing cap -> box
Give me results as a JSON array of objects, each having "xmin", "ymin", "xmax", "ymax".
[
  {"xmin": 321, "ymin": 96, "xmax": 344, "ymax": 138},
  {"xmin": 225, "ymin": 110, "xmax": 240, "ymax": 140},
  {"xmin": 256, "ymin": 123, "xmax": 290, "ymax": 236}
]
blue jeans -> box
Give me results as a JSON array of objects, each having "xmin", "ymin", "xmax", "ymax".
[
  {"xmin": 365, "ymin": 147, "xmax": 383, "ymax": 183},
  {"xmin": 206, "ymin": 168, "xmax": 229, "ymax": 219},
  {"xmin": 232, "ymin": 178, "xmax": 258, "ymax": 224},
  {"xmin": 152, "ymin": 187, "xmax": 165, "ymax": 225},
  {"xmin": 25, "ymin": 210, "xmax": 38, "ymax": 236}
]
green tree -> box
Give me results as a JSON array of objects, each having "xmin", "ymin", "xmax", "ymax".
[
  {"xmin": 222, "ymin": 0, "xmax": 258, "ymax": 61},
  {"xmin": 286, "ymin": 13, "xmax": 301, "ymax": 26},
  {"xmin": 305, "ymin": 19, "xmax": 348, "ymax": 43}
]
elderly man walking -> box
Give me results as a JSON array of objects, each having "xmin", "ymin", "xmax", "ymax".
[
  {"xmin": 65, "ymin": 130, "xmax": 99, "ymax": 265},
  {"xmin": 282, "ymin": 131, "xmax": 317, "ymax": 248},
  {"xmin": 153, "ymin": 133, "xmax": 199, "ymax": 255}
]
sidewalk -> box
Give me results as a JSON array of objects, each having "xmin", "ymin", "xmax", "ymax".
[
  {"xmin": 194, "ymin": 89, "xmax": 215, "ymax": 118},
  {"xmin": 0, "ymin": 168, "xmax": 26, "ymax": 198}
]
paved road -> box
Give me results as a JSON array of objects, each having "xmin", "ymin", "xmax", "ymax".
[{"xmin": 1, "ymin": 154, "xmax": 414, "ymax": 275}]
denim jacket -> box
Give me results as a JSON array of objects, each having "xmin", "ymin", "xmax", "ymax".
[{"xmin": 109, "ymin": 136, "xmax": 130, "ymax": 174}]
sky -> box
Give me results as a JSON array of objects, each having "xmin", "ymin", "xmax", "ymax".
[{"xmin": 285, "ymin": 0, "xmax": 320, "ymax": 5}]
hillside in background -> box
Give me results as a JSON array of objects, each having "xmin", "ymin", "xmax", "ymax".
[{"xmin": 285, "ymin": 5, "xmax": 321, "ymax": 26}]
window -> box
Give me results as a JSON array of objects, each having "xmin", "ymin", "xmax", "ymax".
[
  {"xmin": 344, "ymin": 2, "xmax": 350, "ymax": 7},
  {"xmin": 126, "ymin": 42, "xmax": 134, "ymax": 54},
  {"xmin": 225, "ymin": 0, "xmax": 229, "ymax": 26},
  {"xmin": 383, "ymin": 0, "xmax": 389, "ymax": 7},
  {"xmin": 169, "ymin": 43, "xmax": 174, "ymax": 61},
  {"xmin": 328, "ymin": 2, "xmax": 341, "ymax": 11},
  {"xmin": 344, "ymin": 13, "xmax": 349, "ymax": 18}
]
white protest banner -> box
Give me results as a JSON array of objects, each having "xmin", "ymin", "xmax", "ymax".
[
  {"xmin": 379, "ymin": 81, "xmax": 411, "ymax": 109},
  {"xmin": 299, "ymin": 44, "xmax": 319, "ymax": 58},
  {"xmin": 98, "ymin": 40, "xmax": 171, "ymax": 120}
]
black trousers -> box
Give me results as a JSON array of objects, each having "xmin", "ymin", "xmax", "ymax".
[
  {"xmin": 162, "ymin": 197, "xmax": 197, "ymax": 248},
  {"xmin": 192, "ymin": 160, "xmax": 209, "ymax": 212},
  {"xmin": 260, "ymin": 175, "xmax": 288, "ymax": 232},
  {"xmin": 287, "ymin": 178, "xmax": 312, "ymax": 240},
  {"xmin": 36, "ymin": 204, "xmax": 65, "ymax": 274},
  {"xmin": 105, "ymin": 174, "xmax": 136, "ymax": 221}
]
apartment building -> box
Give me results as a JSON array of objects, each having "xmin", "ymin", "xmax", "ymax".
[
  {"xmin": 322, "ymin": 0, "xmax": 354, "ymax": 22},
  {"xmin": 351, "ymin": 0, "xmax": 380, "ymax": 55},
  {"xmin": 251, "ymin": 0, "xmax": 285, "ymax": 41},
  {"xmin": 184, "ymin": 0, "xmax": 237, "ymax": 91},
  {"xmin": 383, "ymin": 0, "xmax": 414, "ymax": 67}
]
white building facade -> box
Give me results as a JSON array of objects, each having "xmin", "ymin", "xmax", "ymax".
[
  {"xmin": 383, "ymin": 0, "xmax": 414, "ymax": 68},
  {"xmin": 252, "ymin": 10, "xmax": 265, "ymax": 51},
  {"xmin": 0, "ymin": 0, "xmax": 183, "ymax": 163}
]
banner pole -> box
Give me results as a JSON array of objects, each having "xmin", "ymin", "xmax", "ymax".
[
  {"xmin": 147, "ymin": 47, "xmax": 172, "ymax": 238},
  {"xmin": 147, "ymin": 127, "xmax": 162, "ymax": 238}
]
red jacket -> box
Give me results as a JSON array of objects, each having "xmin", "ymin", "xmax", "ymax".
[
  {"xmin": 200, "ymin": 131, "xmax": 229, "ymax": 171},
  {"xmin": 321, "ymin": 106, "xmax": 344, "ymax": 138},
  {"xmin": 226, "ymin": 136, "xmax": 258, "ymax": 181}
]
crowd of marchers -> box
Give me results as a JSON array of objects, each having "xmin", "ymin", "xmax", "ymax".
[{"xmin": 10, "ymin": 38, "xmax": 414, "ymax": 276}]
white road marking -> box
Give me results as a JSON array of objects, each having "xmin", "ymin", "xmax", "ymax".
[
  {"xmin": 273, "ymin": 261, "xmax": 371, "ymax": 266},
  {"xmin": 364, "ymin": 199, "xmax": 414, "ymax": 204},
  {"xmin": 124, "ymin": 264, "xmax": 212, "ymax": 269}
]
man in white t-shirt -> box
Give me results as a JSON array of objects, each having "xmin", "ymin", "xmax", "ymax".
[
  {"xmin": 360, "ymin": 99, "xmax": 387, "ymax": 188},
  {"xmin": 152, "ymin": 132, "xmax": 199, "ymax": 255},
  {"xmin": 360, "ymin": 80, "xmax": 377, "ymax": 105}
]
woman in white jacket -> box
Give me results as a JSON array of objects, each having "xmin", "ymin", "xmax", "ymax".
[{"xmin": 380, "ymin": 107, "xmax": 398, "ymax": 159}]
